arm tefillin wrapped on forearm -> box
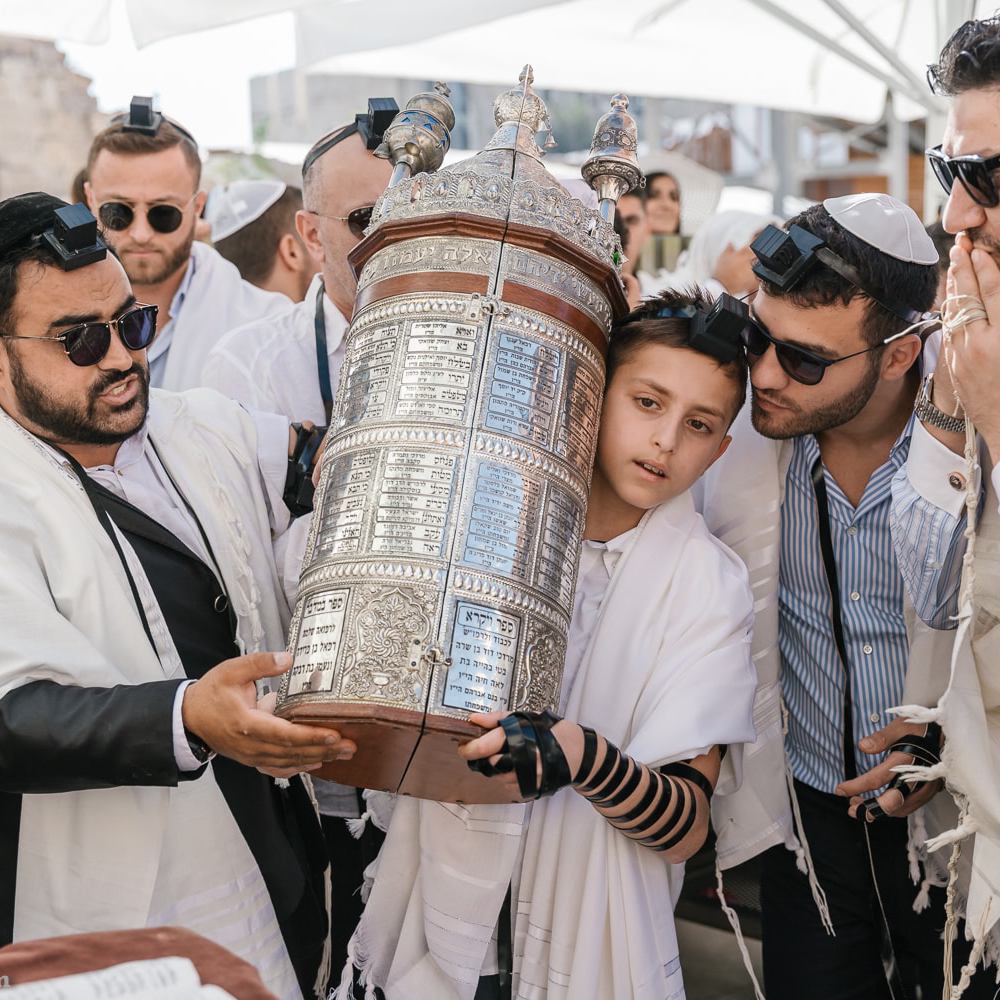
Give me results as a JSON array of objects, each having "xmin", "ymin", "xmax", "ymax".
[
  {"xmin": 575, "ymin": 729, "xmax": 713, "ymax": 851},
  {"xmin": 469, "ymin": 711, "xmax": 714, "ymax": 851}
]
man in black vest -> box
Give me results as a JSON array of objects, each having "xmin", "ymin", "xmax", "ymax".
[{"xmin": 0, "ymin": 191, "xmax": 353, "ymax": 1000}]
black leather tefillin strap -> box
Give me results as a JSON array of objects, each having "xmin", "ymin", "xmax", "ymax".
[
  {"xmin": 811, "ymin": 456, "xmax": 858, "ymax": 782},
  {"xmin": 856, "ymin": 721, "xmax": 943, "ymax": 823},
  {"xmin": 466, "ymin": 710, "xmax": 571, "ymax": 799}
]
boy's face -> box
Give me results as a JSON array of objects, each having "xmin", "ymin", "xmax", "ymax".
[{"xmin": 589, "ymin": 341, "xmax": 733, "ymax": 538}]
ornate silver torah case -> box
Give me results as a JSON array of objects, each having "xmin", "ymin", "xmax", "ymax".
[{"xmin": 277, "ymin": 70, "xmax": 640, "ymax": 801}]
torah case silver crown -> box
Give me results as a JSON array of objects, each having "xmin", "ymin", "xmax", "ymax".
[{"xmin": 276, "ymin": 70, "xmax": 639, "ymax": 802}]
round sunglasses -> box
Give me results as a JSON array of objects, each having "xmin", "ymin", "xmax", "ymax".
[
  {"xmin": 741, "ymin": 314, "xmax": 908, "ymax": 386},
  {"xmin": 98, "ymin": 195, "xmax": 196, "ymax": 234},
  {"xmin": 305, "ymin": 205, "xmax": 374, "ymax": 240},
  {"xmin": 4, "ymin": 303, "xmax": 158, "ymax": 367},
  {"xmin": 926, "ymin": 145, "xmax": 1000, "ymax": 208}
]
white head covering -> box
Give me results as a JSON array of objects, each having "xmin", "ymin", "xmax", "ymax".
[
  {"xmin": 823, "ymin": 192, "xmax": 938, "ymax": 265},
  {"xmin": 205, "ymin": 180, "xmax": 286, "ymax": 242},
  {"xmin": 680, "ymin": 209, "xmax": 782, "ymax": 285}
]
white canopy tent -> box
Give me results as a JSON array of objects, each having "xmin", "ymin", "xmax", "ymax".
[
  {"xmin": 0, "ymin": 0, "xmax": 985, "ymax": 121},
  {"xmin": 0, "ymin": 0, "xmax": 991, "ymax": 212}
]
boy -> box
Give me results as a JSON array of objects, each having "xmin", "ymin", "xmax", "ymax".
[{"xmin": 341, "ymin": 289, "xmax": 758, "ymax": 1000}]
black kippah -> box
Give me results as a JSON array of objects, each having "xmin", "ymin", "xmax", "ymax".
[{"xmin": 0, "ymin": 192, "xmax": 69, "ymax": 259}]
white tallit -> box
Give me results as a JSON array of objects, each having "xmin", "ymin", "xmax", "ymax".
[
  {"xmin": 905, "ymin": 454, "xmax": 1000, "ymax": 982},
  {"xmin": 342, "ymin": 492, "xmax": 757, "ymax": 1000},
  {"xmin": 0, "ymin": 390, "xmax": 297, "ymax": 989}
]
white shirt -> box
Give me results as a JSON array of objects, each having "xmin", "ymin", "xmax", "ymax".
[{"xmin": 202, "ymin": 273, "xmax": 348, "ymax": 424}]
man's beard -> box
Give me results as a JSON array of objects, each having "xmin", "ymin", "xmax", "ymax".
[
  {"xmin": 8, "ymin": 348, "xmax": 149, "ymax": 447},
  {"xmin": 119, "ymin": 227, "xmax": 194, "ymax": 287},
  {"xmin": 749, "ymin": 355, "xmax": 880, "ymax": 440},
  {"xmin": 965, "ymin": 223, "xmax": 1000, "ymax": 263}
]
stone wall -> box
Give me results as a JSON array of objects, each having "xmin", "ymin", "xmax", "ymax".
[{"xmin": 0, "ymin": 35, "xmax": 101, "ymax": 201}]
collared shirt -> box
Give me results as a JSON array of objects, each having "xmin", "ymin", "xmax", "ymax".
[
  {"xmin": 780, "ymin": 429, "xmax": 911, "ymax": 792},
  {"xmin": 560, "ymin": 529, "xmax": 633, "ymax": 714},
  {"xmin": 147, "ymin": 253, "xmax": 197, "ymax": 388}
]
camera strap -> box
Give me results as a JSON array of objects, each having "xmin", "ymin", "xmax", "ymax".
[
  {"xmin": 810, "ymin": 456, "xmax": 857, "ymax": 782},
  {"xmin": 314, "ymin": 279, "xmax": 334, "ymax": 425}
]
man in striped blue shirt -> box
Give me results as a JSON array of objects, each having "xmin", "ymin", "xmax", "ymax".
[{"xmin": 704, "ymin": 193, "xmax": 991, "ymax": 999}]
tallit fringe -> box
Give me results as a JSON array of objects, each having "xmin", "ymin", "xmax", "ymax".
[
  {"xmin": 926, "ymin": 816, "xmax": 980, "ymax": 853},
  {"xmin": 781, "ymin": 701, "xmax": 834, "ymax": 935},
  {"xmin": 908, "ymin": 809, "xmax": 928, "ymax": 885},
  {"xmin": 887, "ymin": 703, "xmax": 941, "ymax": 725},
  {"xmin": 315, "ymin": 851, "xmax": 333, "ymax": 1000},
  {"xmin": 347, "ymin": 809, "xmax": 371, "ymax": 840},
  {"xmin": 330, "ymin": 928, "xmax": 377, "ymax": 1000},
  {"xmin": 712, "ymin": 858, "xmax": 766, "ymax": 1000}
]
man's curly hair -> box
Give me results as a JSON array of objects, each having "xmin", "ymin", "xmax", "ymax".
[{"xmin": 928, "ymin": 16, "xmax": 1000, "ymax": 95}]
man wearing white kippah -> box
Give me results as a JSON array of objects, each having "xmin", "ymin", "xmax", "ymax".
[
  {"xmin": 695, "ymin": 192, "xmax": 993, "ymax": 997},
  {"xmin": 208, "ymin": 181, "xmax": 317, "ymax": 303}
]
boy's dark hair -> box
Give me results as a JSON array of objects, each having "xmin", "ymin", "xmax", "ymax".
[
  {"xmin": 757, "ymin": 203, "xmax": 938, "ymax": 349},
  {"xmin": 88, "ymin": 119, "xmax": 202, "ymax": 187},
  {"xmin": 928, "ymin": 17, "xmax": 1000, "ymax": 95},
  {"xmin": 607, "ymin": 286, "xmax": 748, "ymax": 424},
  {"xmin": 214, "ymin": 186, "xmax": 304, "ymax": 287}
]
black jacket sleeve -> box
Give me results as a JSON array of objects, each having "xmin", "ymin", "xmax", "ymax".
[{"xmin": 0, "ymin": 678, "xmax": 203, "ymax": 793}]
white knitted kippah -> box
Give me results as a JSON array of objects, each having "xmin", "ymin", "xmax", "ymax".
[
  {"xmin": 823, "ymin": 192, "xmax": 938, "ymax": 265},
  {"xmin": 206, "ymin": 180, "xmax": 286, "ymax": 242}
]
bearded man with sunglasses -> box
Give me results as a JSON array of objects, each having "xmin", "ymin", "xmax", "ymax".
[
  {"xmin": 85, "ymin": 98, "xmax": 291, "ymax": 392},
  {"xmin": 862, "ymin": 15, "xmax": 1000, "ymax": 989},
  {"xmin": 0, "ymin": 192, "xmax": 358, "ymax": 999},
  {"xmin": 694, "ymin": 193, "xmax": 996, "ymax": 998}
]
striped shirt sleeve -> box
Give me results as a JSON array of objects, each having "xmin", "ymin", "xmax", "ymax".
[{"xmin": 891, "ymin": 419, "xmax": 978, "ymax": 629}]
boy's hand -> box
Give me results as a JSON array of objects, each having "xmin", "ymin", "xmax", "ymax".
[{"xmin": 459, "ymin": 712, "xmax": 584, "ymax": 797}]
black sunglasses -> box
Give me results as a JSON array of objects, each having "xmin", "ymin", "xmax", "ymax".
[
  {"xmin": 741, "ymin": 312, "xmax": 907, "ymax": 386},
  {"xmin": 4, "ymin": 304, "xmax": 158, "ymax": 367},
  {"xmin": 306, "ymin": 205, "xmax": 374, "ymax": 240},
  {"xmin": 98, "ymin": 198, "xmax": 195, "ymax": 234},
  {"xmin": 927, "ymin": 145, "xmax": 1000, "ymax": 208}
]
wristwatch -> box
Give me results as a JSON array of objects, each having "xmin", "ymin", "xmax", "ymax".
[
  {"xmin": 914, "ymin": 374, "xmax": 966, "ymax": 434},
  {"xmin": 184, "ymin": 727, "xmax": 216, "ymax": 764}
]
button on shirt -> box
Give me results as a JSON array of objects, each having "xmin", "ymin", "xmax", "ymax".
[{"xmin": 780, "ymin": 432, "xmax": 910, "ymax": 792}]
